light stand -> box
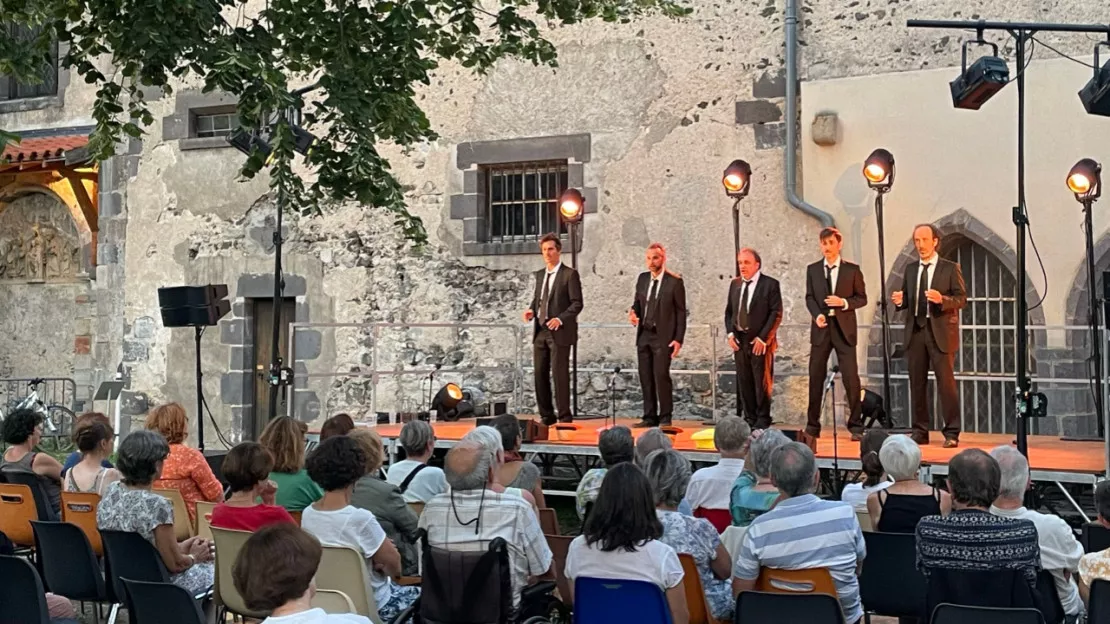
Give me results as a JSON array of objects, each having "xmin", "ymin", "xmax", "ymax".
[
  {"xmin": 723, "ymin": 160, "xmax": 752, "ymax": 278},
  {"xmin": 1069, "ymin": 158, "xmax": 1106, "ymax": 440},
  {"xmin": 863, "ymin": 148, "xmax": 896, "ymax": 429},
  {"xmin": 195, "ymin": 327, "xmax": 204, "ymax": 451},
  {"xmin": 908, "ymin": 19, "xmax": 1110, "ymax": 457},
  {"xmin": 558, "ymin": 188, "xmax": 586, "ymax": 422},
  {"xmin": 731, "ymin": 198, "xmax": 741, "ymax": 278}
]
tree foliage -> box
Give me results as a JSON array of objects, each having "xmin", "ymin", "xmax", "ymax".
[{"xmin": 0, "ymin": 0, "xmax": 688, "ymax": 242}]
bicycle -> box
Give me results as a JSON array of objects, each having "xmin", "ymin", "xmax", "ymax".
[{"xmin": 0, "ymin": 378, "xmax": 77, "ymax": 454}]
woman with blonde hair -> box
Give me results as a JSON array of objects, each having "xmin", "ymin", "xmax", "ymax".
[
  {"xmin": 146, "ymin": 402, "xmax": 223, "ymax": 524},
  {"xmin": 260, "ymin": 416, "xmax": 323, "ymax": 512}
]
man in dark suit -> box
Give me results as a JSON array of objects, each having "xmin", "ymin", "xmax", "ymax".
[
  {"xmin": 629, "ymin": 243, "xmax": 687, "ymax": 427},
  {"xmin": 523, "ymin": 232, "xmax": 583, "ymax": 425},
  {"xmin": 724, "ymin": 248, "xmax": 783, "ymax": 430},
  {"xmin": 804, "ymin": 227, "xmax": 868, "ymax": 442},
  {"xmin": 891, "ymin": 224, "xmax": 967, "ymax": 447}
]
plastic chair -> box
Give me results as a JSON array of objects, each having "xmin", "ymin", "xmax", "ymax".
[
  {"xmin": 735, "ymin": 590, "xmax": 845, "ymax": 624},
  {"xmin": 572, "ymin": 577, "xmax": 673, "ymax": 624},
  {"xmin": 1088, "ymin": 579, "xmax": 1110, "ymax": 624},
  {"xmin": 99, "ymin": 528, "xmax": 173, "ymax": 623},
  {"xmin": 720, "ymin": 525, "xmax": 747, "ymax": 561},
  {"xmin": 546, "ymin": 534, "xmax": 575, "ymax": 607},
  {"xmin": 0, "ymin": 554, "xmax": 53, "ymax": 623},
  {"xmin": 31, "ymin": 521, "xmax": 109, "ymax": 622},
  {"xmin": 194, "ymin": 501, "xmax": 216, "ymax": 541},
  {"xmin": 538, "ymin": 508, "xmax": 560, "ymax": 535},
  {"xmin": 290, "ymin": 509, "xmax": 303, "ymax": 526},
  {"xmin": 677, "ymin": 553, "xmax": 721, "ymax": 624},
  {"xmin": 1081, "ymin": 522, "xmax": 1110, "ymax": 553},
  {"xmin": 755, "ymin": 567, "xmax": 838, "ymax": 597},
  {"xmin": 0, "ymin": 483, "xmax": 39, "ymax": 547},
  {"xmin": 929, "ymin": 603, "xmax": 1045, "ymax": 624},
  {"xmin": 860, "ymin": 531, "xmax": 927, "ymax": 622},
  {"xmin": 153, "ymin": 488, "xmax": 195, "ymax": 541},
  {"xmin": 856, "ymin": 509, "xmax": 874, "ymax": 532},
  {"xmin": 693, "ymin": 508, "xmax": 731, "ymax": 534},
  {"xmin": 121, "ymin": 578, "xmax": 206, "ymax": 624},
  {"xmin": 312, "ymin": 589, "xmax": 358, "ymax": 614},
  {"xmin": 209, "ymin": 526, "xmax": 271, "ymax": 620},
  {"xmin": 1034, "ymin": 570, "xmax": 1065, "ymax": 624},
  {"xmin": 61, "ymin": 491, "xmax": 103, "ymax": 556},
  {"xmin": 3, "ymin": 471, "xmax": 60, "ymax": 521},
  {"xmin": 316, "ymin": 544, "xmax": 383, "ymax": 623}
]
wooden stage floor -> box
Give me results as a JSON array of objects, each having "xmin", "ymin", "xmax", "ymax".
[{"xmin": 373, "ymin": 417, "xmax": 1107, "ymax": 484}]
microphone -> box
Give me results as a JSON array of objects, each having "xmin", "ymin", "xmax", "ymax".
[
  {"xmin": 823, "ymin": 364, "xmax": 840, "ymax": 391},
  {"xmin": 609, "ymin": 366, "xmax": 622, "ymax": 388}
]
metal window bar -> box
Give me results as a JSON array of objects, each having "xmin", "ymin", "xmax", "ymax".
[
  {"xmin": 194, "ymin": 113, "xmax": 240, "ymax": 138},
  {"xmin": 485, "ymin": 162, "xmax": 568, "ymax": 243}
]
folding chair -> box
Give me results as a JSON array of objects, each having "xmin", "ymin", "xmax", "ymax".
[
  {"xmin": 572, "ymin": 577, "xmax": 671, "ymax": 624},
  {"xmin": 755, "ymin": 566, "xmax": 838, "ymax": 597},
  {"xmin": 209, "ymin": 526, "xmax": 271, "ymax": 620},
  {"xmin": 3, "ymin": 471, "xmax": 59, "ymax": 521},
  {"xmin": 0, "ymin": 483, "xmax": 39, "ymax": 548},
  {"xmin": 99, "ymin": 529, "xmax": 174, "ymax": 624},
  {"xmin": 1081, "ymin": 522, "xmax": 1110, "ymax": 553},
  {"xmin": 31, "ymin": 521, "xmax": 110, "ymax": 624},
  {"xmin": 121, "ymin": 578, "xmax": 206, "ymax": 624},
  {"xmin": 152, "ymin": 488, "xmax": 194, "ymax": 541},
  {"xmin": 735, "ymin": 590, "xmax": 844, "ymax": 624},
  {"xmin": 61, "ymin": 491, "xmax": 103, "ymax": 556},
  {"xmin": 860, "ymin": 531, "xmax": 926, "ymax": 622},
  {"xmin": 316, "ymin": 544, "xmax": 384, "ymax": 623},
  {"xmin": 677, "ymin": 553, "xmax": 722, "ymax": 624}
]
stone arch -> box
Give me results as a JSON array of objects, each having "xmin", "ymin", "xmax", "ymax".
[
  {"xmin": 1064, "ymin": 231, "xmax": 1110, "ymax": 328},
  {"xmin": 0, "ymin": 186, "xmax": 88, "ymax": 281}
]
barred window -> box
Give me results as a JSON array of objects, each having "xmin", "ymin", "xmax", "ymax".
[
  {"xmin": 194, "ymin": 112, "xmax": 240, "ymax": 138},
  {"xmin": 485, "ymin": 162, "xmax": 569, "ymax": 243},
  {"xmin": 0, "ymin": 24, "xmax": 58, "ymax": 101}
]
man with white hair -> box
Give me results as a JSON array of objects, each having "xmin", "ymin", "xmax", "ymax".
[
  {"xmin": 686, "ymin": 417, "xmax": 750, "ymax": 525},
  {"xmin": 990, "ymin": 445, "xmax": 1084, "ymax": 622},
  {"xmin": 459, "ymin": 425, "xmax": 537, "ymax": 508}
]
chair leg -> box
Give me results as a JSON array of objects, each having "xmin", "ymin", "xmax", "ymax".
[
  {"xmin": 107, "ymin": 603, "xmax": 119, "ymax": 624},
  {"xmin": 864, "ymin": 614, "xmax": 871, "ymax": 624}
]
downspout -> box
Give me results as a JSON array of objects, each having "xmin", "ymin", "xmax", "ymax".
[{"xmin": 784, "ymin": 0, "xmax": 835, "ymax": 227}]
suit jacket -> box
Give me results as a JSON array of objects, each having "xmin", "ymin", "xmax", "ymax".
[
  {"xmin": 724, "ymin": 274, "xmax": 783, "ymax": 348},
  {"xmin": 895, "ymin": 257, "xmax": 967, "ymax": 353},
  {"xmin": 529, "ymin": 264, "xmax": 584, "ymax": 346},
  {"xmin": 631, "ymin": 270, "xmax": 687, "ymax": 346},
  {"xmin": 804, "ymin": 260, "xmax": 868, "ymax": 346}
]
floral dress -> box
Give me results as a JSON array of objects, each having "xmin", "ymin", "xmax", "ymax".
[
  {"xmin": 657, "ymin": 509, "xmax": 733, "ymax": 621},
  {"xmin": 575, "ymin": 468, "xmax": 607, "ymax": 519},
  {"xmin": 97, "ymin": 481, "xmax": 215, "ymax": 596}
]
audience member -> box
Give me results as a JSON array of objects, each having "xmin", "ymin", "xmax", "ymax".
[
  {"xmin": 566, "ymin": 462, "xmax": 688, "ymax": 624},
  {"xmin": 319, "ymin": 413, "xmax": 355, "ymax": 440},
  {"xmin": 210, "ymin": 442, "xmax": 295, "ymax": 531},
  {"xmin": 64, "ymin": 420, "xmax": 121, "ymax": 496},
  {"xmin": 146, "ymin": 402, "xmax": 223, "ymax": 524},
  {"xmin": 491, "ymin": 414, "xmax": 546, "ymax": 508},
  {"xmin": 733, "ymin": 442, "xmax": 866, "ymax": 623},
  {"xmin": 867, "ymin": 434, "xmax": 951, "ymax": 532},
  {"xmin": 729, "ymin": 428, "xmax": 789, "ymax": 526},
  {"xmin": 646, "ymin": 449, "xmax": 733, "ymax": 622},
  {"xmin": 97, "ymin": 430, "xmax": 214, "ymax": 596},
  {"xmin": 989, "ymin": 445, "xmax": 1083, "ymax": 622},
  {"xmin": 1079, "ymin": 480, "xmax": 1110, "ymax": 605},
  {"xmin": 233, "ymin": 523, "xmax": 373, "ymax": 623},
  {"xmin": 348, "ymin": 428, "xmax": 420, "ymax": 576},
  {"xmin": 840, "ymin": 429, "xmax": 892, "ymax": 511},
  {"xmin": 576, "ymin": 425, "xmax": 633, "ymax": 519},
  {"xmin": 685, "ymin": 416, "xmax": 749, "ymax": 515},
  {"xmin": 61, "ymin": 411, "xmax": 114, "ymax": 475},
  {"xmin": 460, "ymin": 426, "xmax": 538, "ymax": 510},
  {"xmin": 385, "ymin": 420, "xmax": 447, "ymax": 504},
  {"xmin": 420, "ymin": 440, "xmax": 554, "ymax": 614},
  {"xmin": 260, "ymin": 416, "xmax": 324, "ymax": 512},
  {"xmin": 301, "ymin": 436, "xmax": 419, "ymax": 622},
  {"xmin": 635, "ymin": 428, "xmax": 693, "ymax": 515},
  {"xmin": 0, "ymin": 531, "xmax": 78, "ymax": 621},
  {"xmin": 1, "ymin": 407, "xmax": 63, "ymax": 514}
]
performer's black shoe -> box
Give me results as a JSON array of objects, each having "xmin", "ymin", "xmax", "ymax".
[
  {"xmin": 798, "ymin": 431, "xmax": 818, "ymax": 453},
  {"xmin": 633, "ymin": 419, "xmax": 658, "ymax": 428},
  {"xmin": 943, "ymin": 438, "xmax": 959, "ymax": 448},
  {"xmin": 558, "ymin": 417, "xmax": 574, "ymax": 424},
  {"xmin": 659, "ymin": 419, "xmax": 673, "ymax": 427},
  {"xmin": 911, "ymin": 435, "xmax": 930, "ymax": 446},
  {"xmin": 540, "ymin": 416, "xmax": 557, "ymax": 427},
  {"xmin": 849, "ymin": 430, "xmax": 864, "ymax": 442}
]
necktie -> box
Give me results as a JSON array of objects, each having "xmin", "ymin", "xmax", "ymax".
[
  {"xmin": 645, "ymin": 278, "xmax": 660, "ymax": 327},
  {"xmin": 826, "ymin": 265, "xmax": 835, "ymax": 316},
  {"xmin": 915, "ymin": 263, "xmax": 929, "ymax": 328},
  {"xmin": 737, "ymin": 280, "xmax": 751, "ymax": 332},
  {"xmin": 539, "ymin": 272, "xmax": 552, "ymax": 323}
]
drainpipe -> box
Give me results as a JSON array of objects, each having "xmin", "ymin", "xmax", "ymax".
[{"xmin": 784, "ymin": 0, "xmax": 835, "ymax": 227}]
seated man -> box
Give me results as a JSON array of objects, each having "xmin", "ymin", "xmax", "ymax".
[
  {"xmin": 685, "ymin": 416, "xmax": 749, "ymax": 530},
  {"xmin": 732, "ymin": 442, "xmax": 866, "ymax": 624},
  {"xmin": 990, "ymin": 445, "xmax": 1084, "ymax": 623},
  {"xmin": 1079, "ymin": 480, "xmax": 1110, "ymax": 606},
  {"xmin": 419, "ymin": 440, "xmax": 555, "ymax": 616}
]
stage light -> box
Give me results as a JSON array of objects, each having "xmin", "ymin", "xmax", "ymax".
[
  {"xmin": 860, "ymin": 388, "xmax": 892, "ymax": 429},
  {"xmin": 559, "ymin": 188, "xmax": 585, "ymax": 223},
  {"xmin": 292, "ymin": 125, "xmax": 318, "ymax": 156},
  {"xmin": 227, "ymin": 127, "xmax": 272, "ymax": 160},
  {"xmin": 862, "ymin": 148, "xmax": 895, "ymax": 190},
  {"xmin": 1067, "ymin": 158, "xmax": 1102, "ymax": 200},
  {"xmin": 431, "ymin": 383, "xmax": 465, "ymax": 420},
  {"xmin": 949, "ymin": 40, "xmax": 1009, "ymax": 110},
  {"xmin": 722, "ymin": 159, "xmax": 752, "ymax": 199},
  {"xmin": 1079, "ymin": 46, "xmax": 1110, "ymax": 117}
]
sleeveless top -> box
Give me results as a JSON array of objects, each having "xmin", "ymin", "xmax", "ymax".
[
  {"xmin": 876, "ymin": 486, "xmax": 942, "ymax": 533},
  {"xmin": 1, "ymin": 451, "xmax": 62, "ymax": 514},
  {"xmin": 65, "ymin": 465, "xmax": 109, "ymax": 494}
]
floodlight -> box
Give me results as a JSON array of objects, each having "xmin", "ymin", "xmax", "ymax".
[
  {"xmin": 722, "ymin": 159, "xmax": 752, "ymax": 199},
  {"xmin": 559, "ymin": 188, "xmax": 585, "ymax": 223},
  {"xmin": 1067, "ymin": 158, "xmax": 1102, "ymax": 202},
  {"xmin": 863, "ymin": 148, "xmax": 896, "ymax": 190}
]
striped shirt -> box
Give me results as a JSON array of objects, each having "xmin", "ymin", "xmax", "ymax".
[{"xmin": 733, "ymin": 494, "xmax": 866, "ymax": 623}]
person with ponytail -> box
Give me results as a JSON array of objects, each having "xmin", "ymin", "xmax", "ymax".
[
  {"xmin": 839, "ymin": 429, "xmax": 892, "ymax": 512},
  {"xmin": 65, "ymin": 419, "xmax": 121, "ymax": 496}
]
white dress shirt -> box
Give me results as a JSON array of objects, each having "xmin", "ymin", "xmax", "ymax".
[
  {"xmin": 540, "ymin": 262, "xmax": 563, "ymax": 318},
  {"xmin": 729, "ymin": 271, "xmax": 761, "ymax": 339},
  {"xmin": 990, "ymin": 505, "xmax": 1085, "ymax": 616},
  {"xmin": 685, "ymin": 457, "xmax": 746, "ymax": 510},
  {"xmin": 823, "ymin": 257, "xmax": 851, "ymax": 316}
]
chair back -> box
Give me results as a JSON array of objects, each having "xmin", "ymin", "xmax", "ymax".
[
  {"xmin": 546, "ymin": 534, "xmax": 575, "ymax": 608},
  {"xmin": 99, "ymin": 529, "xmax": 172, "ymax": 606},
  {"xmin": 312, "ymin": 589, "xmax": 358, "ymax": 614},
  {"xmin": 720, "ymin": 525, "xmax": 747, "ymax": 561},
  {"xmin": 1034, "ymin": 570, "xmax": 1064, "ymax": 624},
  {"xmin": 152, "ymin": 488, "xmax": 194, "ymax": 540},
  {"xmin": 0, "ymin": 483, "xmax": 38, "ymax": 546},
  {"xmin": 924, "ymin": 568, "xmax": 1038, "ymax": 617},
  {"xmin": 855, "ymin": 509, "xmax": 874, "ymax": 532},
  {"xmin": 678, "ymin": 553, "xmax": 720, "ymax": 624},
  {"xmin": 755, "ymin": 567, "xmax": 838, "ymax": 597},
  {"xmin": 0, "ymin": 554, "xmax": 51, "ymax": 623},
  {"xmin": 290, "ymin": 510, "xmax": 303, "ymax": 526},
  {"xmin": 316, "ymin": 545, "xmax": 382, "ymax": 623},
  {"xmin": 3, "ymin": 471, "xmax": 59, "ymax": 521},
  {"xmin": 735, "ymin": 590, "xmax": 844, "ymax": 624},
  {"xmin": 30, "ymin": 520, "xmax": 106, "ymax": 601},
  {"xmin": 929, "ymin": 603, "xmax": 1045, "ymax": 624},
  {"xmin": 407, "ymin": 502, "xmax": 425, "ymax": 518},
  {"xmin": 1089, "ymin": 579, "xmax": 1110, "ymax": 624},
  {"xmin": 418, "ymin": 530, "xmax": 511, "ymax": 624},
  {"xmin": 121, "ymin": 578, "xmax": 206, "ymax": 624},
  {"xmin": 195, "ymin": 501, "xmax": 216, "ymax": 541},
  {"xmin": 61, "ymin": 491, "xmax": 103, "ymax": 556},
  {"xmin": 210, "ymin": 527, "xmax": 271, "ymax": 619},
  {"xmin": 1081, "ymin": 522, "xmax": 1110, "ymax": 553},
  {"xmin": 692, "ymin": 508, "xmax": 731, "ymax": 534},
  {"xmin": 538, "ymin": 507, "xmax": 560, "ymax": 535},
  {"xmin": 860, "ymin": 531, "xmax": 926, "ymax": 619},
  {"xmin": 572, "ymin": 576, "xmax": 673, "ymax": 624}
]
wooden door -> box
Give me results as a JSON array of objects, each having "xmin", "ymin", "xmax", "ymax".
[{"xmin": 252, "ymin": 298, "xmax": 296, "ymax": 438}]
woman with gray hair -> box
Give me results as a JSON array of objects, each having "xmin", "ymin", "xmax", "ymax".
[
  {"xmin": 866, "ymin": 434, "xmax": 951, "ymax": 532},
  {"xmin": 646, "ymin": 449, "xmax": 734, "ymax": 621},
  {"xmin": 385, "ymin": 419, "xmax": 447, "ymax": 503},
  {"xmin": 97, "ymin": 430, "xmax": 215, "ymax": 596},
  {"xmin": 575, "ymin": 425, "xmax": 634, "ymax": 519},
  {"xmin": 729, "ymin": 428, "xmax": 790, "ymax": 526}
]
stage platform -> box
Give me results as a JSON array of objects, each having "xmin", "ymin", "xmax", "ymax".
[{"xmin": 374, "ymin": 417, "xmax": 1107, "ymax": 486}]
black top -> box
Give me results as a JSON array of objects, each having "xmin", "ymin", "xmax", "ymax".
[{"xmin": 876, "ymin": 486, "xmax": 942, "ymax": 534}]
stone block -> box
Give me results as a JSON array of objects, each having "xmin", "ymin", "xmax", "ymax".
[
  {"xmin": 221, "ymin": 372, "xmax": 251, "ymax": 405},
  {"xmin": 754, "ymin": 123, "xmax": 787, "ymax": 150},
  {"xmin": 74, "ymin": 335, "xmax": 91, "ymax": 355},
  {"xmin": 132, "ymin": 316, "xmax": 156, "ymax": 340},
  {"xmin": 119, "ymin": 390, "xmax": 150, "ymax": 416},
  {"xmin": 231, "ymin": 406, "xmax": 253, "ymax": 437},
  {"xmin": 449, "ymin": 194, "xmax": 480, "ymax": 220},
  {"xmin": 74, "ymin": 317, "xmax": 92, "ymax": 336},
  {"xmin": 122, "ymin": 340, "xmax": 149, "ymax": 362},
  {"xmin": 295, "ymin": 301, "xmax": 310, "ymax": 323},
  {"xmin": 221, "ymin": 319, "xmax": 249, "ymax": 345},
  {"xmin": 463, "ymin": 218, "xmax": 483, "ymax": 243},
  {"xmin": 752, "ymin": 69, "xmax": 786, "ymax": 99},
  {"xmin": 228, "ymin": 346, "xmax": 252, "ymax": 371},
  {"xmin": 457, "ymin": 133, "xmax": 591, "ymax": 169},
  {"xmin": 99, "ymin": 191, "xmax": 123, "ymax": 218},
  {"xmin": 462, "ymin": 169, "xmax": 482, "ymax": 194},
  {"xmin": 294, "ymin": 330, "xmax": 323, "ymax": 360},
  {"xmin": 1035, "ymin": 416, "xmax": 1059, "ymax": 436},
  {"xmin": 735, "ymin": 100, "xmax": 782, "ymax": 125},
  {"xmin": 1061, "ymin": 414, "xmax": 1098, "ymax": 438},
  {"xmin": 811, "ymin": 112, "xmax": 839, "ymax": 146},
  {"xmin": 97, "ymin": 243, "xmax": 119, "ymax": 265},
  {"xmin": 236, "ymin": 273, "xmax": 307, "ymax": 298},
  {"xmin": 232, "ymin": 301, "xmax": 245, "ymax": 317}
]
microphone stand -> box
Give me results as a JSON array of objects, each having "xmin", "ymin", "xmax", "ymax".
[
  {"xmin": 425, "ymin": 363, "xmax": 442, "ymax": 414},
  {"xmin": 823, "ymin": 364, "xmax": 842, "ymax": 497},
  {"xmin": 608, "ymin": 366, "xmax": 622, "ymax": 429}
]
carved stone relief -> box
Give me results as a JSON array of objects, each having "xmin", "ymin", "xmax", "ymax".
[{"xmin": 0, "ymin": 192, "xmax": 80, "ymax": 281}]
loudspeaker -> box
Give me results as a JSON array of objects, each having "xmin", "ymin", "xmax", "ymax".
[{"xmin": 158, "ymin": 284, "xmax": 230, "ymax": 327}]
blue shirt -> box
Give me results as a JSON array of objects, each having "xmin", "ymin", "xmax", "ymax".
[{"xmin": 61, "ymin": 451, "xmax": 113, "ymax": 476}]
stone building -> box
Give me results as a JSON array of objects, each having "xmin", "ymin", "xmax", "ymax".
[{"xmin": 2, "ymin": 0, "xmax": 1109, "ymax": 444}]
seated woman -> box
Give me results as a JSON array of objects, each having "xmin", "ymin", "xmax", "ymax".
[
  {"xmin": 565, "ymin": 462, "xmax": 688, "ymax": 624},
  {"xmin": 261, "ymin": 417, "xmax": 324, "ymax": 512},
  {"xmin": 211, "ymin": 442, "xmax": 296, "ymax": 531},
  {"xmin": 840, "ymin": 429, "xmax": 893, "ymax": 512},
  {"xmin": 146, "ymin": 402, "xmax": 224, "ymax": 525},
  {"xmin": 729, "ymin": 428, "xmax": 789, "ymax": 527},
  {"xmin": 97, "ymin": 430, "xmax": 215, "ymax": 596},
  {"xmin": 319, "ymin": 414, "xmax": 355, "ymax": 441},
  {"xmin": 1079, "ymin": 480, "xmax": 1110, "ymax": 605},
  {"xmin": 301, "ymin": 436, "xmax": 420, "ymax": 622},
  {"xmin": 490, "ymin": 414, "xmax": 546, "ymax": 508},
  {"xmin": 646, "ymin": 449, "xmax": 733, "ymax": 622},
  {"xmin": 867, "ymin": 434, "xmax": 951, "ymax": 533},
  {"xmin": 234, "ymin": 523, "xmax": 373, "ymax": 624},
  {"xmin": 576, "ymin": 426, "xmax": 634, "ymax": 520},
  {"xmin": 64, "ymin": 420, "xmax": 121, "ymax": 496},
  {"xmin": 348, "ymin": 429, "xmax": 420, "ymax": 576},
  {"xmin": 1, "ymin": 408, "xmax": 63, "ymax": 515},
  {"xmin": 61, "ymin": 412, "xmax": 115, "ymax": 476}
]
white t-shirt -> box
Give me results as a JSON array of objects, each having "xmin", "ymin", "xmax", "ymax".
[
  {"xmin": 300, "ymin": 505, "xmax": 394, "ymax": 609},
  {"xmin": 261, "ymin": 608, "xmax": 372, "ymax": 624},
  {"xmin": 386, "ymin": 460, "xmax": 448, "ymax": 503},
  {"xmin": 685, "ymin": 458, "xmax": 746, "ymax": 510},
  {"xmin": 565, "ymin": 535, "xmax": 684, "ymax": 591},
  {"xmin": 840, "ymin": 480, "xmax": 893, "ymax": 511}
]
